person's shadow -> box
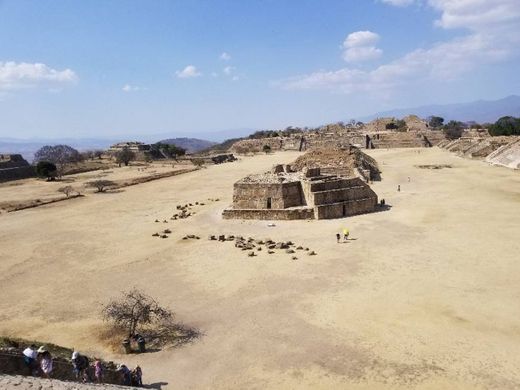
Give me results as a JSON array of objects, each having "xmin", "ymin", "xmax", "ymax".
[{"xmin": 143, "ymin": 382, "xmax": 168, "ymax": 389}]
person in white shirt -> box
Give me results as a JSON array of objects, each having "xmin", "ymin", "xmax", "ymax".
[{"xmin": 22, "ymin": 344, "xmax": 38, "ymax": 374}]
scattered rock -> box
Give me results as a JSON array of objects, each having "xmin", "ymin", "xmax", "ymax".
[
  {"xmin": 286, "ymin": 249, "xmax": 295, "ymax": 254},
  {"xmin": 248, "ymin": 251, "xmax": 256, "ymax": 257},
  {"xmin": 292, "ymin": 256, "xmax": 298, "ymax": 260},
  {"xmin": 163, "ymin": 229, "xmax": 172, "ymax": 234},
  {"xmin": 152, "ymin": 233, "xmax": 160, "ymax": 237},
  {"xmin": 308, "ymin": 251, "xmax": 317, "ymax": 256}
]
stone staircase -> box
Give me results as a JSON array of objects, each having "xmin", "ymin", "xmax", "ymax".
[
  {"xmin": 485, "ymin": 138, "xmax": 520, "ymax": 169},
  {"xmin": 302, "ymin": 176, "xmax": 378, "ymax": 219}
]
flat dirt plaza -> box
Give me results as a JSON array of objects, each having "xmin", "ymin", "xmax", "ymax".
[{"xmin": 0, "ymin": 148, "xmax": 519, "ymax": 389}]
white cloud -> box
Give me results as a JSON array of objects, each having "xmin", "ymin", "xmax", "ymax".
[
  {"xmin": 223, "ymin": 66, "xmax": 235, "ymax": 75},
  {"xmin": 232, "ymin": 75, "xmax": 240, "ymax": 81},
  {"xmin": 220, "ymin": 52, "xmax": 231, "ymax": 61},
  {"xmin": 342, "ymin": 31, "xmax": 382, "ymax": 62},
  {"xmin": 122, "ymin": 84, "xmax": 141, "ymax": 92},
  {"xmin": 343, "ymin": 31, "xmax": 380, "ymax": 48},
  {"xmin": 343, "ymin": 46, "xmax": 383, "ymax": 62},
  {"xmin": 175, "ymin": 65, "xmax": 201, "ymax": 78},
  {"xmin": 277, "ymin": 0, "xmax": 520, "ymax": 94},
  {"xmin": 0, "ymin": 61, "xmax": 77, "ymax": 91},
  {"xmin": 381, "ymin": 0, "xmax": 416, "ymax": 6}
]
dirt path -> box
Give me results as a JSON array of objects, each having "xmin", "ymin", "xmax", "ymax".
[{"xmin": 0, "ymin": 148, "xmax": 519, "ymax": 389}]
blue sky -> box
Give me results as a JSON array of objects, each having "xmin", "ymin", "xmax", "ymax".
[{"xmin": 0, "ymin": 0, "xmax": 519, "ymax": 140}]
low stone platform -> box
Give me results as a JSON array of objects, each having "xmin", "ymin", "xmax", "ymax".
[{"xmin": 0, "ymin": 374, "xmax": 128, "ymax": 390}]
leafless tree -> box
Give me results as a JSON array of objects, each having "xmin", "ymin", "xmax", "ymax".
[
  {"xmin": 58, "ymin": 185, "xmax": 75, "ymax": 197},
  {"xmin": 102, "ymin": 288, "xmax": 173, "ymax": 336},
  {"xmin": 85, "ymin": 180, "xmax": 117, "ymax": 193}
]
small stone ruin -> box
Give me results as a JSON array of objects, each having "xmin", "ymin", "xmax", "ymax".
[{"xmin": 222, "ymin": 165, "xmax": 378, "ymax": 220}]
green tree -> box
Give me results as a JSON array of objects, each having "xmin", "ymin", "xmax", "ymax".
[
  {"xmin": 488, "ymin": 116, "xmax": 520, "ymax": 136},
  {"xmin": 428, "ymin": 116, "xmax": 444, "ymax": 128},
  {"xmin": 35, "ymin": 161, "xmax": 57, "ymax": 181},
  {"xmin": 443, "ymin": 120, "xmax": 464, "ymax": 139},
  {"xmin": 262, "ymin": 144, "xmax": 272, "ymax": 154}
]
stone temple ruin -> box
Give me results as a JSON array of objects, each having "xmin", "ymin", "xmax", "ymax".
[
  {"xmin": 0, "ymin": 154, "xmax": 34, "ymax": 182},
  {"xmin": 222, "ymin": 165, "xmax": 378, "ymax": 220}
]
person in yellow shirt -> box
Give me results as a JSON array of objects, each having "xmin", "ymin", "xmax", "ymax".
[{"xmin": 343, "ymin": 228, "xmax": 349, "ymax": 242}]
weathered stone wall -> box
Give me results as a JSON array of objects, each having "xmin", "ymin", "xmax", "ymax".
[
  {"xmin": 312, "ymin": 186, "xmax": 373, "ymax": 205},
  {"xmin": 232, "ymin": 182, "xmax": 304, "ymax": 209},
  {"xmin": 222, "ymin": 208, "xmax": 314, "ymax": 220},
  {"xmin": 0, "ymin": 375, "xmax": 128, "ymax": 390},
  {"xmin": 231, "ymin": 137, "xmax": 284, "ymax": 153},
  {"xmin": 315, "ymin": 197, "xmax": 378, "ymax": 219},
  {"xmin": 0, "ymin": 154, "xmax": 30, "ymax": 168},
  {"xmin": 0, "ymin": 154, "xmax": 35, "ymax": 182}
]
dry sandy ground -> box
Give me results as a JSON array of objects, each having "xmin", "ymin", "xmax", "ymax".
[
  {"xmin": 0, "ymin": 161, "xmax": 190, "ymax": 209},
  {"xmin": 0, "ymin": 148, "xmax": 519, "ymax": 389}
]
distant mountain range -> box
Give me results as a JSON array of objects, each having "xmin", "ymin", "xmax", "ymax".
[
  {"xmin": 158, "ymin": 137, "xmax": 217, "ymax": 153},
  {"xmin": 361, "ymin": 95, "xmax": 520, "ymax": 123},
  {"xmin": 2, "ymin": 95, "xmax": 519, "ymax": 161}
]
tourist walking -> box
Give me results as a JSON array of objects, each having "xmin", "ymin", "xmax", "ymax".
[
  {"xmin": 72, "ymin": 351, "xmax": 90, "ymax": 382},
  {"xmin": 22, "ymin": 344, "xmax": 38, "ymax": 375},
  {"xmin": 397, "ymin": 184, "xmax": 401, "ymax": 192},
  {"xmin": 117, "ymin": 364, "xmax": 132, "ymax": 386},
  {"xmin": 343, "ymin": 228, "xmax": 349, "ymax": 242},
  {"xmin": 131, "ymin": 365, "xmax": 143, "ymax": 387},
  {"xmin": 93, "ymin": 358, "xmax": 104, "ymax": 383},
  {"xmin": 336, "ymin": 233, "xmax": 341, "ymax": 243},
  {"xmin": 38, "ymin": 348, "xmax": 53, "ymax": 378}
]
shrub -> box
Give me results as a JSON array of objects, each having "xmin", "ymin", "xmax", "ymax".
[
  {"xmin": 85, "ymin": 180, "xmax": 117, "ymax": 192},
  {"xmin": 35, "ymin": 161, "xmax": 57, "ymax": 181},
  {"xmin": 57, "ymin": 185, "xmax": 75, "ymax": 197}
]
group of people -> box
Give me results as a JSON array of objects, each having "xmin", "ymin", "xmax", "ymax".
[
  {"xmin": 336, "ymin": 228, "xmax": 350, "ymax": 243},
  {"xmin": 22, "ymin": 344, "xmax": 53, "ymax": 378},
  {"xmin": 22, "ymin": 344, "xmax": 143, "ymax": 387},
  {"xmin": 71, "ymin": 351, "xmax": 143, "ymax": 386}
]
